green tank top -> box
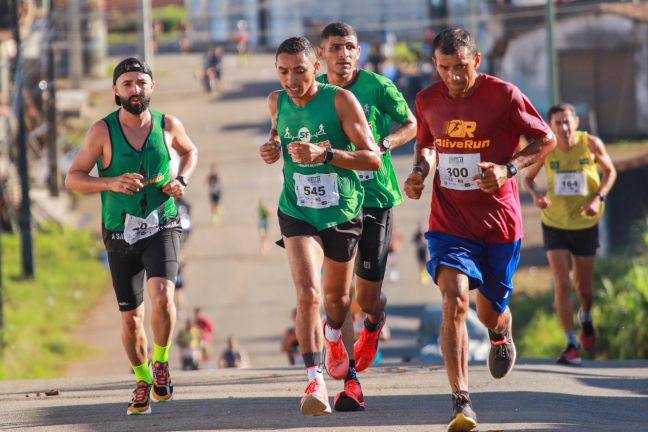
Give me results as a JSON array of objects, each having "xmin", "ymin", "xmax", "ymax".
[
  {"xmin": 317, "ymin": 69, "xmax": 409, "ymax": 208},
  {"xmin": 276, "ymin": 84, "xmax": 363, "ymax": 230},
  {"xmin": 98, "ymin": 108, "xmax": 177, "ymax": 233},
  {"xmin": 541, "ymin": 131, "xmax": 603, "ymax": 230}
]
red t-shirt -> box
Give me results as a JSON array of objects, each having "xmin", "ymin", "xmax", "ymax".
[{"xmin": 415, "ymin": 74, "xmax": 551, "ymax": 242}]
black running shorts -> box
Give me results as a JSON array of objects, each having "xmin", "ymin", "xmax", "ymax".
[
  {"xmin": 541, "ymin": 222, "xmax": 599, "ymax": 257},
  {"xmin": 277, "ymin": 210, "xmax": 362, "ymax": 262},
  {"xmin": 104, "ymin": 227, "xmax": 181, "ymax": 311},
  {"xmin": 354, "ymin": 206, "xmax": 393, "ymax": 281}
]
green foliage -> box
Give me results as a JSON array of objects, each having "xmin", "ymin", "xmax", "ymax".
[
  {"xmin": 153, "ymin": 5, "xmax": 187, "ymax": 33},
  {"xmin": 0, "ymin": 226, "xmax": 107, "ymax": 379},
  {"xmin": 393, "ymin": 42, "xmax": 420, "ymax": 65}
]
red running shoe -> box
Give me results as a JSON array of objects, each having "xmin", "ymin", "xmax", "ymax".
[
  {"xmin": 557, "ymin": 343, "xmax": 582, "ymax": 366},
  {"xmin": 323, "ymin": 320, "xmax": 349, "ymax": 380},
  {"xmin": 579, "ymin": 321, "xmax": 597, "ymax": 351},
  {"xmin": 300, "ymin": 378, "xmax": 331, "ymax": 416},
  {"xmin": 334, "ymin": 378, "xmax": 365, "ymax": 412},
  {"xmin": 354, "ymin": 312, "xmax": 386, "ymax": 372}
]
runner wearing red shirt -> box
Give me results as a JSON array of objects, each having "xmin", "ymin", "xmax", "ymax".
[{"xmin": 404, "ymin": 28, "xmax": 555, "ymax": 432}]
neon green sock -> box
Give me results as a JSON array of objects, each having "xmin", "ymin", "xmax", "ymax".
[
  {"xmin": 132, "ymin": 360, "xmax": 152, "ymax": 384},
  {"xmin": 153, "ymin": 343, "xmax": 170, "ymax": 363}
]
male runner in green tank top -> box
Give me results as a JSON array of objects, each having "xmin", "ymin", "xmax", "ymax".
[
  {"xmin": 316, "ymin": 22, "xmax": 417, "ymax": 411},
  {"xmin": 65, "ymin": 58, "xmax": 198, "ymax": 416},
  {"xmin": 259, "ymin": 36, "xmax": 381, "ymax": 416}
]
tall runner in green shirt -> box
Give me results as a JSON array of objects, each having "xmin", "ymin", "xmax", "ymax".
[
  {"xmin": 259, "ymin": 37, "xmax": 381, "ymax": 416},
  {"xmin": 317, "ymin": 22, "xmax": 417, "ymax": 412},
  {"xmin": 65, "ymin": 58, "xmax": 198, "ymax": 416}
]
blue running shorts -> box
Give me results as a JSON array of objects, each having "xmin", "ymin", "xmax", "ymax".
[{"xmin": 425, "ymin": 230, "xmax": 521, "ymax": 313}]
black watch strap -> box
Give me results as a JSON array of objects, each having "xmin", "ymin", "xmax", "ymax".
[
  {"xmin": 323, "ymin": 147, "xmax": 334, "ymax": 164},
  {"xmin": 176, "ymin": 175, "xmax": 188, "ymax": 187}
]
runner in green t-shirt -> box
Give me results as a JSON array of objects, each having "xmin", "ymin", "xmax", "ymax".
[
  {"xmin": 65, "ymin": 58, "xmax": 198, "ymax": 416},
  {"xmin": 259, "ymin": 36, "xmax": 381, "ymax": 416},
  {"xmin": 317, "ymin": 22, "xmax": 417, "ymax": 412}
]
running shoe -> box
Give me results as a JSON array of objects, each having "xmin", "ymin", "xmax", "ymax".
[
  {"xmin": 487, "ymin": 326, "xmax": 517, "ymax": 379},
  {"xmin": 151, "ymin": 361, "xmax": 174, "ymax": 402},
  {"xmin": 557, "ymin": 343, "xmax": 582, "ymax": 366},
  {"xmin": 447, "ymin": 391, "xmax": 477, "ymax": 432},
  {"xmin": 300, "ymin": 378, "xmax": 332, "ymax": 416},
  {"xmin": 579, "ymin": 321, "xmax": 597, "ymax": 351},
  {"xmin": 126, "ymin": 380, "xmax": 152, "ymax": 415},
  {"xmin": 334, "ymin": 378, "xmax": 365, "ymax": 412},
  {"xmin": 354, "ymin": 312, "xmax": 386, "ymax": 372},
  {"xmin": 323, "ymin": 320, "xmax": 349, "ymax": 380}
]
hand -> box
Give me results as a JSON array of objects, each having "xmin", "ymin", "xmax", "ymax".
[
  {"xmin": 287, "ymin": 141, "xmax": 326, "ymax": 164},
  {"xmin": 259, "ymin": 140, "xmax": 281, "ymax": 164},
  {"xmin": 110, "ymin": 173, "xmax": 144, "ymax": 195},
  {"xmin": 580, "ymin": 196, "xmax": 601, "ymax": 217},
  {"xmin": 404, "ymin": 171, "xmax": 425, "ymax": 200},
  {"xmin": 162, "ymin": 178, "xmax": 186, "ymax": 198},
  {"xmin": 534, "ymin": 195, "xmax": 551, "ymax": 209},
  {"xmin": 473, "ymin": 162, "xmax": 508, "ymax": 193}
]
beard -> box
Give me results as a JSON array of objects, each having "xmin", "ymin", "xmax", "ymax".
[{"xmin": 120, "ymin": 94, "xmax": 151, "ymax": 115}]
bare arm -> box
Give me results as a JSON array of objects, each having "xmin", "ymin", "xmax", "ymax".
[
  {"xmin": 259, "ymin": 91, "xmax": 282, "ymax": 164},
  {"xmin": 382, "ymin": 110, "xmax": 417, "ymax": 150},
  {"xmin": 404, "ymin": 141, "xmax": 436, "ymax": 200},
  {"xmin": 474, "ymin": 132, "xmax": 557, "ymax": 193},
  {"xmin": 64, "ymin": 120, "xmax": 144, "ymax": 194},
  {"xmin": 523, "ymin": 159, "xmax": 550, "ymax": 209},
  {"xmin": 161, "ymin": 114, "xmax": 198, "ymax": 198},
  {"xmin": 580, "ymin": 134, "xmax": 617, "ymax": 216},
  {"xmin": 287, "ymin": 89, "xmax": 381, "ymax": 170}
]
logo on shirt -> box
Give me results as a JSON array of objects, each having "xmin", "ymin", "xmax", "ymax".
[
  {"xmin": 446, "ymin": 120, "xmax": 476, "ymax": 138},
  {"xmin": 436, "ymin": 119, "xmax": 490, "ymax": 149},
  {"xmin": 284, "ymin": 124, "xmax": 326, "ymax": 143}
]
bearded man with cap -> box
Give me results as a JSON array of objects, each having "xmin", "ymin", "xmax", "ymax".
[{"xmin": 65, "ymin": 58, "xmax": 198, "ymax": 415}]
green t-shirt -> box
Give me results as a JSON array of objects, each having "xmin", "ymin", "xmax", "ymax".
[
  {"xmin": 276, "ymin": 84, "xmax": 363, "ymax": 230},
  {"xmin": 98, "ymin": 108, "xmax": 177, "ymax": 234},
  {"xmin": 317, "ymin": 69, "xmax": 409, "ymax": 208}
]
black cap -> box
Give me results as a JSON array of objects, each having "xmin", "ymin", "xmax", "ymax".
[{"xmin": 112, "ymin": 57, "xmax": 153, "ymax": 105}]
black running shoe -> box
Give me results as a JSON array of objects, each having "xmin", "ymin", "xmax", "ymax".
[
  {"xmin": 448, "ymin": 391, "xmax": 477, "ymax": 432},
  {"xmin": 487, "ymin": 327, "xmax": 517, "ymax": 379}
]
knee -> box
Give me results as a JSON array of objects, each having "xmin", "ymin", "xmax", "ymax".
[
  {"xmin": 442, "ymin": 292, "xmax": 469, "ymax": 319},
  {"xmin": 152, "ymin": 291, "xmax": 174, "ymax": 311},
  {"xmin": 122, "ymin": 314, "xmax": 144, "ymax": 334},
  {"xmin": 297, "ymin": 285, "xmax": 320, "ymax": 311},
  {"xmin": 324, "ymin": 291, "xmax": 350, "ymax": 310},
  {"xmin": 477, "ymin": 309, "xmax": 500, "ymax": 329},
  {"xmin": 553, "ymin": 278, "xmax": 571, "ymax": 295}
]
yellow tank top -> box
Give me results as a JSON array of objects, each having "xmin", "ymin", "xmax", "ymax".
[{"xmin": 541, "ymin": 131, "xmax": 602, "ymax": 230}]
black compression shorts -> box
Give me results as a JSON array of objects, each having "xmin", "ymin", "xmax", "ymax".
[
  {"xmin": 354, "ymin": 206, "xmax": 393, "ymax": 281},
  {"xmin": 542, "ymin": 222, "xmax": 599, "ymax": 257},
  {"xmin": 105, "ymin": 227, "xmax": 181, "ymax": 311},
  {"xmin": 276, "ymin": 210, "xmax": 362, "ymax": 262}
]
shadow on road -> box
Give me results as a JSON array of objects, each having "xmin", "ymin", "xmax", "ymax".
[{"xmin": 12, "ymin": 390, "xmax": 644, "ymax": 431}]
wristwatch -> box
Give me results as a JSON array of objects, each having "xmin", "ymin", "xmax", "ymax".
[
  {"xmin": 323, "ymin": 147, "xmax": 334, "ymax": 164},
  {"xmin": 505, "ymin": 162, "xmax": 518, "ymax": 178},
  {"xmin": 380, "ymin": 138, "xmax": 392, "ymax": 152},
  {"xmin": 596, "ymin": 192, "xmax": 606, "ymax": 202},
  {"xmin": 176, "ymin": 175, "xmax": 188, "ymax": 187}
]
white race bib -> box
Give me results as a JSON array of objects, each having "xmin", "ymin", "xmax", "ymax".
[
  {"xmin": 554, "ymin": 171, "xmax": 587, "ymax": 196},
  {"xmin": 124, "ymin": 210, "xmax": 160, "ymax": 245},
  {"xmin": 438, "ymin": 153, "xmax": 481, "ymax": 190},
  {"xmin": 293, "ymin": 172, "xmax": 339, "ymax": 209},
  {"xmin": 357, "ymin": 171, "xmax": 374, "ymax": 181}
]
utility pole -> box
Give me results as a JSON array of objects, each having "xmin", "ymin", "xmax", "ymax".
[
  {"xmin": 67, "ymin": 0, "xmax": 82, "ymax": 88},
  {"xmin": 46, "ymin": 0, "xmax": 58, "ymax": 197},
  {"xmin": 545, "ymin": 0, "xmax": 560, "ymax": 106},
  {"xmin": 12, "ymin": 0, "xmax": 34, "ymax": 278},
  {"xmin": 139, "ymin": 0, "xmax": 153, "ymax": 68}
]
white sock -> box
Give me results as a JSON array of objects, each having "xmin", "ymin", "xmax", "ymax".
[
  {"xmin": 306, "ymin": 366, "xmax": 323, "ymax": 382},
  {"xmin": 324, "ymin": 323, "xmax": 341, "ymax": 342},
  {"xmin": 578, "ymin": 308, "xmax": 592, "ymax": 323}
]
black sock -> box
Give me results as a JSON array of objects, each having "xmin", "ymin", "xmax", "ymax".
[
  {"xmin": 326, "ymin": 316, "xmax": 344, "ymax": 330},
  {"xmin": 364, "ymin": 316, "xmax": 382, "ymax": 332},
  {"xmin": 302, "ymin": 352, "xmax": 323, "ymax": 369},
  {"xmin": 344, "ymin": 359, "xmax": 358, "ymax": 383}
]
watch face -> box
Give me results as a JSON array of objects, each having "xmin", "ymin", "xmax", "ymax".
[{"xmin": 382, "ymin": 139, "xmax": 391, "ymax": 149}]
